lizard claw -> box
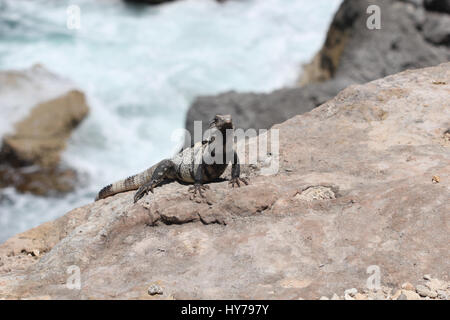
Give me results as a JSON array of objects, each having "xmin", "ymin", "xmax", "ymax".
[
  {"xmin": 189, "ymin": 184, "xmax": 209, "ymax": 199},
  {"xmin": 229, "ymin": 177, "xmax": 249, "ymax": 188},
  {"xmin": 134, "ymin": 184, "xmax": 153, "ymax": 203}
]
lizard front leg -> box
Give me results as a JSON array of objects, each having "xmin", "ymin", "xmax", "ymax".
[
  {"xmin": 188, "ymin": 184, "xmax": 210, "ymax": 199},
  {"xmin": 229, "ymin": 152, "xmax": 249, "ymax": 188},
  {"xmin": 134, "ymin": 159, "xmax": 173, "ymax": 203},
  {"xmin": 188, "ymin": 163, "xmax": 209, "ymax": 200}
]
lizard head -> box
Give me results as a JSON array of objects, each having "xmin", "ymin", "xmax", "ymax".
[{"xmin": 209, "ymin": 114, "xmax": 233, "ymax": 131}]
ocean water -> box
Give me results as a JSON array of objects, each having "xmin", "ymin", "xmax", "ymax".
[{"xmin": 0, "ymin": 0, "xmax": 342, "ymax": 243}]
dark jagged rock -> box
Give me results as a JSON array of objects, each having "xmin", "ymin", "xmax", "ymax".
[
  {"xmin": 424, "ymin": 0, "xmax": 450, "ymax": 13},
  {"xmin": 422, "ymin": 12, "xmax": 450, "ymax": 46}
]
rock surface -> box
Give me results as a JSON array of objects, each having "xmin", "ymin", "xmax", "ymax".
[
  {"xmin": 185, "ymin": 0, "xmax": 450, "ymax": 146},
  {"xmin": 0, "ymin": 65, "xmax": 89, "ymax": 195},
  {"xmin": 0, "ymin": 64, "xmax": 449, "ymax": 299}
]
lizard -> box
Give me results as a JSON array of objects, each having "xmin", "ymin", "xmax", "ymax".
[{"xmin": 95, "ymin": 114, "xmax": 248, "ymax": 203}]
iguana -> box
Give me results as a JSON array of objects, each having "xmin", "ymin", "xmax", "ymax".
[{"xmin": 95, "ymin": 114, "xmax": 248, "ymax": 203}]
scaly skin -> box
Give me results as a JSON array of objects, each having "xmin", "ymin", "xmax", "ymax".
[{"xmin": 95, "ymin": 114, "xmax": 248, "ymax": 203}]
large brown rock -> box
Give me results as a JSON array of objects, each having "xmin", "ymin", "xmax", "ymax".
[
  {"xmin": 0, "ymin": 64, "xmax": 448, "ymax": 299},
  {"xmin": 0, "ymin": 65, "xmax": 89, "ymax": 195},
  {"xmin": 1, "ymin": 90, "xmax": 88, "ymax": 168}
]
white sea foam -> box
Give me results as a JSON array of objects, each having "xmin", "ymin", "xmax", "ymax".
[{"xmin": 0, "ymin": 0, "xmax": 342, "ymax": 242}]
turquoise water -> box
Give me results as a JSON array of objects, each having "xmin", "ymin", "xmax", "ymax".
[{"xmin": 0, "ymin": 0, "xmax": 341, "ymax": 242}]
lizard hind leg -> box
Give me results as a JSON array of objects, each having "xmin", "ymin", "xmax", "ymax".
[{"xmin": 133, "ymin": 160, "xmax": 173, "ymax": 203}]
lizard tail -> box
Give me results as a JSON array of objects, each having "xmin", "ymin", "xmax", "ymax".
[{"xmin": 95, "ymin": 164, "xmax": 157, "ymax": 201}]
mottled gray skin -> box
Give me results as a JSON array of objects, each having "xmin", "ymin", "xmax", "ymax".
[{"xmin": 95, "ymin": 115, "xmax": 248, "ymax": 203}]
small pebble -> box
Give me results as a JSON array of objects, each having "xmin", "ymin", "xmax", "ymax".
[
  {"xmin": 437, "ymin": 290, "xmax": 448, "ymax": 300},
  {"xmin": 416, "ymin": 285, "xmax": 437, "ymax": 298},
  {"xmin": 426, "ymin": 278, "xmax": 444, "ymax": 291},
  {"xmin": 354, "ymin": 293, "xmax": 367, "ymax": 300},
  {"xmin": 391, "ymin": 290, "xmax": 402, "ymax": 300},
  {"xmin": 401, "ymin": 282, "xmax": 415, "ymax": 291},
  {"xmin": 401, "ymin": 290, "xmax": 421, "ymax": 300},
  {"xmin": 344, "ymin": 288, "xmax": 357, "ymax": 300},
  {"xmin": 148, "ymin": 284, "xmax": 163, "ymax": 296}
]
